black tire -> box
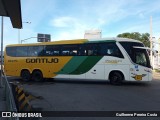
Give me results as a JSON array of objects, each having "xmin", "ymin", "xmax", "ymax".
[
  {"xmin": 32, "ymin": 70, "xmax": 43, "ymax": 82},
  {"xmin": 21, "ymin": 70, "xmax": 31, "ymax": 82},
  {"xmin": 109, "ymin": 72, "xmax": 123, "ymax": 85}
]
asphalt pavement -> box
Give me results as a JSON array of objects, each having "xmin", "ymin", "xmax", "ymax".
[
  {"xmin": 0, "ymin": 86, "xmax": 5, "ymax": 111},
  {"xmin": 10, "ymin": 71, "xmax": 160, "ymax": 120},
  {"xmin": 1, "ymin": 71, "xmax": 159, "ymax": 120}
]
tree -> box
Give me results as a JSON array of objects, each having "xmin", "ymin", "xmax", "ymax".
[{"xmin": 117, "ymin": 32, "xmax": 150, "ymax": 47}]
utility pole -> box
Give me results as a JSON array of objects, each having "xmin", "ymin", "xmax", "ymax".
[
  {"xmin": 0, "ymin": 17, "xmax": 4, "ymax": 87},
  {"xmin": 18, "ymin": 28, "xmax": 20, "ymax": 43},
  {"xmin": 150, "ymin": 16, "xmax": 153, "ymax": 69},
  {"xmin": 18, "ymin": 22, "xmax": 31, "ymax": 44},
  {"xmin": 158, "ymin": 38, "xmax": 160, "ymax": 68}
]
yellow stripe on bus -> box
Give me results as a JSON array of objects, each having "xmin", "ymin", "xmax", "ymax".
[{"xmin": 5, "ymin": 56, "xmax": 73, "ymax": 78}]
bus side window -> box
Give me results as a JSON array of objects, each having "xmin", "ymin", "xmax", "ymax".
[
  {"xmin": 107, "ymin": 49, "xmax": 113, "ymax": 55},
  {"xmin": 88, "ymin": 50, "xmax": 93, "ymax": 56},
  {"xmin": 28, "ymin": 46, "xmax": 44, "ymax": 57},
  {"xmin": 98, "ymin": 43, "xmax": 108, "ymax": 55},
  {"xmin": 61, "ymin": 44, "xmax": 79, "ymax": 56},
  {"xmin": 70, "ymin": 50, "xmax": 77, "ymax": 56},
  {"xmin": 99, "ymin": 42, "xmax": 124, "ymax": 58},
  {"xmin": 37, "ymin": 46, "xmax": 45, "ymax": 56},
  {"xmin": 78, "ymin": 45, "xmax": 86, "ymax": 56},
  {"xmin": 28, "ymin": 47, "xmax": 37, "ymax": 56},
  {"xmin": 44, "ymin": 45, "xmax": 61, "ymax": 56},
  {"xmin": 16, "ymin": 46, "xmax": 28, "ymax": 57},
  {"xmin": 84, "ymin": 43, "xmax": 97, "ymax": 56},
  {"xmin": 108, "ymin": 43, "xmax": 124, "ymax": 58},
  {"xmin": 45, "ymin": 45, "xmax": 52, "ymax": 56},
  {"xmin": 6, "ymin": 47, "xmax": 16, "ymax": 57}
]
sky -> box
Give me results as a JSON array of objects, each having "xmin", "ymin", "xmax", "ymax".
[{"xmin": 2, "ymin": 0, "xmax": 160, "ymax": 49}]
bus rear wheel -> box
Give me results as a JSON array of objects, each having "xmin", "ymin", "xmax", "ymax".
[
  {"xmin": 109, "ymin": 72, "xmax": 123, "ymax": 85},
  {"xmin": 21, "ymin": 70, "xmax": 31, "ymax": 82},
  {"xmin": 32, "ymin": 70, "xmax": 43, "ymax": 82}
]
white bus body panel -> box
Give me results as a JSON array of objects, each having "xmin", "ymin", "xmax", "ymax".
[{"xmin": 54, "ymin": 39, "xmax": 152, "ymax": 82}]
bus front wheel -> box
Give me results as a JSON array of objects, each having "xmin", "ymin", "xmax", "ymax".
[
  {"xmin": 32, "ymin": 70, "xmax": 43, "ymax": 82},
  {"xmin": 109, "ymin": 72, "xmax": 123, "ymax": 85},
  {"xmin": 21, "ymin": 70, "xmax": 31, "ymax": 82}
]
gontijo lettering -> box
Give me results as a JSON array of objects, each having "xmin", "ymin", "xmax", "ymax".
[{"xmin": 26, "ymin": 58, "xmax": 59, "ymax": 63}]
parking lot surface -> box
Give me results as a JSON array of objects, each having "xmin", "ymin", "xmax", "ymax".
[{"xmin": 8, "ymin": 72, "xmax": 160, "ymax": 120}]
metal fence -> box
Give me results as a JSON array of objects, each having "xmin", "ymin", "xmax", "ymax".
[{"xmin": 2, "ymin": 71, "xmax": 19, "ymax": 120}]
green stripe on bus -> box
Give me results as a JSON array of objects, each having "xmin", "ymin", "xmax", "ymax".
[
  {"xmin": 70, "ymin": 56, "xmax": 103, "ymax": 74},
  {"xmin": 56, "ymin": 56, "xmax": 88, "ymax": 74}
]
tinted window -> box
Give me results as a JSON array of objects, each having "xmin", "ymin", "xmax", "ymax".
[
  {"xmin": 6, "ymin": 47, "xmax": 16, "ymax": 57},
  {"xmin": 99, "ymin": 42, "xmax": 124, "ymax": 58},
  {"xmin": 16, "ymin": 46, "xmax": 28, "ymax": 57},
  {"xmin": 28, "ymin": 46, "xmax": 44, "ymax": 56},
  {"xmin": 6, "ymin": 46, "xmax": 44, "ymax": 57},
  {"xmin": 61, "ymin": 44, "xmax": 79, "ymax": 56},
  {"xmin": 44, "ymin": 45, "xmax": 61, "ymax": 56},
  {"xmin": 81, "ymin": 44, "xmax": 98, "ymax": 56},
  {"xmin": 6, "ymin": 42, "xmax": 123, "ymax": 58},
  {"xmin": 134, "ymin": 48, "xmax": 151, "ymax": 68},
  {"xmin": 119, "ymin": 42, "xmax": 144, "ymax": 61}
]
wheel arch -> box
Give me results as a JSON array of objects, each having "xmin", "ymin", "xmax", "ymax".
[
  {"xmin": 32, "ymin": 69, "xmax": 43, "ymax": 74},
  {"xmin": 21, "ymin": 69, "xmax": 31, "ymax": 75},
  {"xmin": 31, "ymin": 69, "xmax": 44, "ymax": 82},
  {"xmin": 20, "ymin": 69, "xmax": 31, "ymax": 81},
  {"xmin": 108, "ymin": 70, "xmax": 125, "ymax": 81}
]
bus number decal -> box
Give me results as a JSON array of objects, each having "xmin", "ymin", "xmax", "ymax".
[
  {"xmin": 8, "ymin": 60, "xmax": 18, "ymax": 62},
  {"xmin": 26, "ymin": 58, "xmax": 59, "ymax": 63}
]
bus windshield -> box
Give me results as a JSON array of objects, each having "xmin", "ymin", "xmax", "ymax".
[
  {"xmin": 134, "ymin": 48, "xmax": 150, "ymax": 67},
  {"xmin": 119, "ymin": 42, "xmax": 151, "ymax": 68}
]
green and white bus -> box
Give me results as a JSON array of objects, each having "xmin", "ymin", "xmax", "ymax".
[{"xmin": 4, "ymin": 38, "xmax": 152, "ymax": 84}]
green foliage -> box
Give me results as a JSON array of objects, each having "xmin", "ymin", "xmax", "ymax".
[
  {"xmin": 155, "ymin": 69, "xmax": 160, "ymax": 72},
  {"xmin": 117, "ymin": 32, "xmax": 150, "ymax": 47}
]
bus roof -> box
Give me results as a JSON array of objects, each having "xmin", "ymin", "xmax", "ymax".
[
  {"xmin": 6, "ymin": 37, "xmax": 142, "ymax": 47},
  {"xmin": 115, "ymin": 37, "xmax": 143, "ymax": 43},
  {"xmin": 89, "ymin": 37, "xmax": 142, "ymax": 43}
]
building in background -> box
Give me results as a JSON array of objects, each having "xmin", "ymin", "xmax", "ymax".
[
  {"xmin": 153, "ymin": 51, "xmax": 159, "ymax": 69},
  {"xmin": 152, "ymin": 38, "xmax": 160, "ymax": 69},
  {"xmin": 158, "ymin": 38, "xmax": 160, "ymax": 69},
  {"xmin": 84, "ymin": 29, "xmax": 102, "ymax": 39}
]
